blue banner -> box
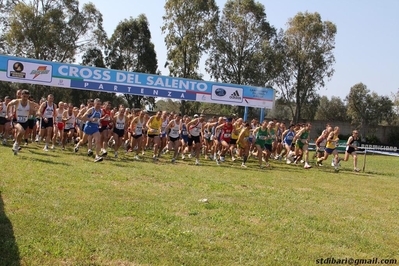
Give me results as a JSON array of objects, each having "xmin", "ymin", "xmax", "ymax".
[{"xmin": 0, "ymin": 54, "xmax": 275, "ymax": 108}]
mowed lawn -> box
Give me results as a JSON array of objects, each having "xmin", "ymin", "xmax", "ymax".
[{"xmin": 0, "ymin": 143, "xmax": 398, "ymax": 266}]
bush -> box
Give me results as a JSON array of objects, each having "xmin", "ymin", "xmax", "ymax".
[
  {"xmin": 365, "ymin": 134, "xmax": 381, "ymax": 144},
  {"xmin": 387, "ymin": 128, "xmax": 399, "ymax": 147}
]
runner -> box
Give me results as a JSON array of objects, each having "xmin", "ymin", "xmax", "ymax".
[
  {"xmin": 230, "ymin": 118, "xmax": 243, "ymax": 161},
  {"xmin": 37, "ymin": 94, "xmax": 56, "ymax": 151},
  {"xmin": 180, "ymin": 115, "xmax": 190, "ymax": 160},
  {"xmin": 112, "ymin": 105, "xmax": 128, "ymax": 158},
  {"xmin": 24, "ymin": 96, "xmax": 38, "ymax": 145},
  {"xmin": 253, "ymin": 121, "xmax": 268, "ymax": 168},
  {"xmin": 165, "ymin": 113, "xmax": 182, "ymax": 163},
  {"xmin": 293, "ymin": 123, "xmax": 312, "ymax": 169},
  {"xmin": 263, "ymin": 121, "xmax": 276, "ymax": 167},
  {"xmin": 61, "ymin": 103, "xmax": 76, "ymax": 150},
  {"xmin": 215, "ymin": 117, "xmax": 233, "ymax": 165},
  {"xmin": 314, "ymin": 127, "xmax": 331, "ymax": 166},
  {"xmin": 280, "ymin": 124, "xmax": 296, "ymax": 164},
  {"xmin": 343, "ymin": 130, "xmax": 361, "ymax": 172},
  {"xmin": 130, "ymin": 110, "xmax": 145, "ymax": 159},
  {"xmin": 274, "ymin": 122, "xmax": 285, "ymax": 160},
  {"xmin": 186, "ymin": 114, "xmax": 205, "ymax": 165},
  {"xmin": 208, "ymin": 116, "xmax": 225, "ymax": 162},
  {"xmin": 146, "ymin": 111, "xmax": 163, "ymax": 160},
  {"xmin": 159, "ymin": 111, "xmax": 169, "ymax": 155},
  {"xmin": 80, "ymin": 98, "xmax": 103, "ymax": 162},
  {"xmin": 52, "ymin": 101, "xmax": 65, "ymax": 150},
  {"xmin": 99, "ymin": 101, "xmax": 112, "ymax": 156},
  {"xmin": 317, "ymin": 126, "xmax": 341, "ymax": 171},
  {"xmin": 0, "ymin": 96, "xmax": 11, "ymax": 145},
  {"xmin": 6, "ymin": 90, "xmax": 37, "ymax": 155},
  {"xmin": 237, "ymin": 122, "xmax": 251, "ymax": 168},
  {"xmin": 74, "ymin": 99, "xmax": 94, "ymax": 152}
]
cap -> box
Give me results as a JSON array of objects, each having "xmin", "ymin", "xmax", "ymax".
[
  {"xmin": 268, "ymin": 121, "xmax": 274, "ymax": 125},
  {"xmin": 194, "ymin": 114, "xmax": 199, "ymax": 118},
  {"xmin": 226, "ymin": 118, "xmax": 233, "ymax": 122}
]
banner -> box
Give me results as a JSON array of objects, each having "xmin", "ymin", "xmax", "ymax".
[
  {"xmin": 0, "ymin": 55, "xmax": 275, "ymax": 109},
  {"xmin": 308, "ymin": 141, "xmax": 399, "ymax": 156}
]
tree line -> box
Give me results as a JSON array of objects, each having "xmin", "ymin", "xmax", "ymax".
[{"xmin": 0, "ymin": 0, "xmax": 398, "ymax": 128}]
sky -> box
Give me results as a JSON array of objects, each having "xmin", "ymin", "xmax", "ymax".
[{"xmin": 84, "ymin": 0, "xmax": 399, "ymax": 100}]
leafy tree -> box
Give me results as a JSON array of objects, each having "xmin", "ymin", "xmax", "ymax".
[
  {"xmin": 1, "ymin": 0, "xmax": 105, "ymax": 103},
  {"xmin": 392, "ymin": 89, "xmax": 399, "ymax": 124},
  {"xmin": 107, "ymin": 14, "xmax": 158, "ymax": 109},
  {"xmin": 347, "ymin": 83, "xmax": 395, "ymax": 129},
  {"xmin": 206, "ymin": 0, "xmax": 275, "ymax": 85},
  {"xmin": 267, "ymin": 98, "xmax": 292, "ymax": 121},
  {"xmin": 271, "ymin": 12, "xmax": 337, "ymax": 123},
  {"xmin": 4, "ymin": 0, "xmax": 104, "ymax": 62},
  {"xmin": 154, "ymin": 99, "xmax": 181, "ymax": 113},
  {"xmin": 300, "ymin": 93, "xmax": 320, "ymax": 122},
  {"xmin": 206, "ymin": 0, "xmax": 275, "ymax": 116},
  {"xmin": 162, "ymin": 0, "xmax": 218, "ymax": 114},
  {"xmin": 315, "ymin": 96, "xmax": 348, "ymax": 122}
]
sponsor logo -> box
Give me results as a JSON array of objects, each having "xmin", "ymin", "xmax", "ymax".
[
  {"xmin": 10, "ymin": 62, "xmax": 26, "ymax": 78},
  {"xmin": 211, "ymin": 85, "xmax": 243, "ymax": 103},
  {"xmin": 31, "ymin": 66, "xmax": 50, "ymax": 79},
  {"xmin": 229, "ymin": 90, "xmax": 242, "ymax": 100},
  {"xmin": 214, "ymin": 88, "xmax": 226, "ymax": 97}
]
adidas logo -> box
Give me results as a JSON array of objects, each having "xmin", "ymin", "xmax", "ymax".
[{"xmin": 229, "ymin": 90, "xmax": 241, "ymax": 100}]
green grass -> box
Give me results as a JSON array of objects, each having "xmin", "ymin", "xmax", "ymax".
[{"xmin": 0, "ymin": 143, "xmax": 398, "ymax": 265}]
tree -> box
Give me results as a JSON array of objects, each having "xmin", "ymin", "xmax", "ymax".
[
  {"xmin": 206, "ymin": 0, "xmax": 275, "ymax": 85},
  {"xmin": 206, "ymin": 0, "xmax": 275, "ymax": 117},
  {"xmin": 1, "ymin": 0, "xmax": 105, "ymax": 102},
  {"xmin": 315, "ymin": 96, "xmax": 348, "ymax": 122},
  {"xmin": 347, "ymin": 83, "xmax": 395, "ymax": 129},
  {"xmin": 300, "ymin": 93, "xmax": 320, "ymax": 121},
  {"xmin": 3, "ymin": 0, "xmax": 105, "ymax": 62},
  {"xmin": 392, "ymin": 89, "xmax": 399, "ymax": 116},
  {"xmin": 107, "ymin": 14, "xmax": 158, "ymax": 109},
  {"xmin": 154, "ymin": 99, "xmax": 181, "ymax": 113},
  {"xmin": 271, "ymin": 12, "xmax": 337, "ymax": 123},
  {"xmin": 162, "ymin": 0, "xmax": 218, "ymax": 114}
]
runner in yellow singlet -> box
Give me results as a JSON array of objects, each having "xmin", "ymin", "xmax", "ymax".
[{"xmin": 146, "ymin": 111, "xmax": 163, "ymax": 160}]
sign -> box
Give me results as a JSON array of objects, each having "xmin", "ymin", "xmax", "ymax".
[{"xmin": 0, "ymin": 55, "xmax": 275, "ymax": 108}]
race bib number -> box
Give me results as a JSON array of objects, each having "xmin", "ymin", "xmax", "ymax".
[
  {"xmin": 223, "ymin": 133, "xmax": 231, "ymax": 138},
  {"xmin": 17, "ymin": 115, "xmax": 28, "ymax": 123},
  {"xmin": 182, "ymin": 130, "xmax": 188, "ymax": 135},
  {"xmin": 65, "ymin": 122, "xmax": 74, "ymax": 129},
  {"xmin": 116, "ymin": 123, "xmax": 124, "ymax": 129}
]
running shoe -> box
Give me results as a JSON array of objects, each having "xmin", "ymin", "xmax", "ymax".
[{"xmin": 94, "ymin": 156, "xmax": 103, "ymax": 162}]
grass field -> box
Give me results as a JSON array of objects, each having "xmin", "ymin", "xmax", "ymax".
[{"xmin": 0, "ymin": 142, "xmax": 398, "ymax": 265}]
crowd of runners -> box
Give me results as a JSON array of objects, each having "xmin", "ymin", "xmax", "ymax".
[{"xmin": 0, "ymin": 89, "xmax": 361, "ymax": 171}]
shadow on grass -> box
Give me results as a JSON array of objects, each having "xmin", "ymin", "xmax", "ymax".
[
  {"xmin": 18, "ymin": 156, "xmax": 71, "ymax": 166},
  {"xmin": 0, "ymin": 193, "xmax": 20, "ymax": 266},
  {"xmin": 28, "ymin": 150, "xmax": 60, "ymax": 157}
]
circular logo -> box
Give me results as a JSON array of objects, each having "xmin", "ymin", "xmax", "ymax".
[
  {"xmin": 13, "ymin": 62, "xmax": 24, "ymax": 72},
  {"xmin": 215, "ymin": 88, "xmax": 226, "ymax": 97}
]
